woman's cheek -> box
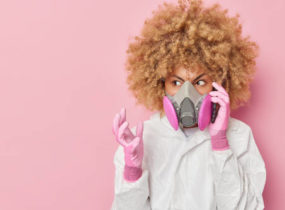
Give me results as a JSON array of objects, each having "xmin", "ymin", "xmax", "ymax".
[
  {"xmin": 197, "ymin": 85, "xmax": 212, "ymax": 95},
  {"xmin": 165, "ymin": 83, "xmax": 177, "ymax": 96}
]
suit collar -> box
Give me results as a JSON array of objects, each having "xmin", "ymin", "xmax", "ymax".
[{"xmin": 151, "ymin": 112, "xmax": 211, "ymax": 143}]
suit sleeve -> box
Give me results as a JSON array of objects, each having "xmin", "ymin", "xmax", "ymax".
[
  {"xmin": 111, "ymin": 127, "xmax": 151, "ymax": 210},
  {"xmin": 211, "ymin": 126, "xmax": 267, "ymax": 210}
]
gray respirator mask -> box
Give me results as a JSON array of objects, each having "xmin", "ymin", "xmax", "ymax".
[{"xmin": 162, "ymin": 81, "xmax": 212, "ymax": 131}]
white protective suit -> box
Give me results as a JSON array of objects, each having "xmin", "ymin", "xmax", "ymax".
[{"xmin": 111, "ymin": 112, "xmax": 267, "ymax": 210}]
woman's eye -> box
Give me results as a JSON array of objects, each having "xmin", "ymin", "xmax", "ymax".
[
  {"xmin": 172, "ymin": 80, "xmax": 182, "ymax": 86},
  {"xmin": 196, "ymin": 80, "xmax": 206, "ymax": 86}
]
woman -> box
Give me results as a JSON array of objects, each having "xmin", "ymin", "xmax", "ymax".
[{"xmin": 111, "ymin": 0, "xmax": 266, "ymax": 209}]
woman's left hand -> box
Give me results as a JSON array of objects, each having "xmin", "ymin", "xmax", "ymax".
[{"xmin": 208, "ymin": 82, "xmax": 230, "ymax": 151}]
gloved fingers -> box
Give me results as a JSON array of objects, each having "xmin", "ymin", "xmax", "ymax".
[
  {"xmin": 112, "ymin": 107, "xmax": 127, "ymax": 136},
  {"xmin": 136, "ymin": 121, "xmax": 144, "ymax": 139},
  {"xmin": 212, "ymin": 82, "xmax": 229, "ymax": 97},
  {"xmin": 117, "ymin": 121, "xmax": 130, "ymax": 147},
  {"xmin": 209, "ymin": 96, "xmax": 230, "ymax": 131},
  {"xmin": 209, "ymin": 91, "xmax": 229, "ymax": 103},
  {"xmin": 124, "ymin": 125, "xmax": 134, "ymax": 138},
  {"xmin": 211, "ymin": 96, "xmax": 227, "ymax": 113},
  {"xmin": 112, "ymin": 113, "xmax": 120, "ymax": 136},
  {"xmin": 118, "ymin": 107, "xmax": 126, "ymax": 125},
  {"xmin": 126, "ymin": 136, "xmax": 141, "ymax": 153}
]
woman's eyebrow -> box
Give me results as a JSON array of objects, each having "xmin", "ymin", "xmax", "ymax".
[
  {"xmin": 193, "ymin": 73, "xmax": 206, "ymax": 83},
  {"xmin": 172, "ymin": 75, "xmax": 185, "ymax": 81}
]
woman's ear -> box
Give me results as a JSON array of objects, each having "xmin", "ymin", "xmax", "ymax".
[
  {"xmin": 159, "ymin": 77, "xmax": 165, "ymax": 87},
  {"xmin": 159, "ymin": 77, "xmax": 165, "ymax": 83}
]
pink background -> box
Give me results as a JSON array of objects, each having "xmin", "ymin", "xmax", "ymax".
[{"xmin": 0, "ymin": 0, "xmax": 284, "ymax": 209}]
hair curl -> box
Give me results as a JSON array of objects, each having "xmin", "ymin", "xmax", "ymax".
[{"xmin": 124, "ymin": 0, "xmax": 259, "ymax": 118}]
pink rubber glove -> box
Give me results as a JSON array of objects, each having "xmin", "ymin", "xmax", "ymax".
[
  {"xmin": 208, "ymin": 82, "xmax": 230, "ymax": 151},
  {"xmin": 112, "ymin": 107, "xmax": 144, "ymax": 182}
]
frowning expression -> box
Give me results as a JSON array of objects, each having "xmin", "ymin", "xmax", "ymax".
[{"xmin": 164, "ymin": 65, "xmax": 213, "ymax": 96}]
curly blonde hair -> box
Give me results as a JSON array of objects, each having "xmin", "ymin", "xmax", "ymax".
[{"xmin": 124, "ymin": 0, "xmax": 259, "ymax": 118}]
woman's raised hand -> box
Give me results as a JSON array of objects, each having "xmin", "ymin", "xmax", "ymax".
[
  {"xmin": 208, "ymin": 82, "xmax": 230, "ymax": 151},
  {"xmin": 112, "ymin": 107, "xmax": 144, "ymax": 182}
]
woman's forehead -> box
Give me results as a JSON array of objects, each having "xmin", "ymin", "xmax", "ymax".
[{"xmin": 172, "ymin": 65, "xmax": 205, "ymax": 78}]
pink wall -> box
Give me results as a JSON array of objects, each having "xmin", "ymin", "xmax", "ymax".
[{"xmin": 0, "ymin": 0, "xmax": 283, "ymax": 209}]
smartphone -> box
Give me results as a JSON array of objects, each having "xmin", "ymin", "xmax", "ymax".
[{"xmin": 210, "ymin": 86, "xmax": 218, "ymax": 123}]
